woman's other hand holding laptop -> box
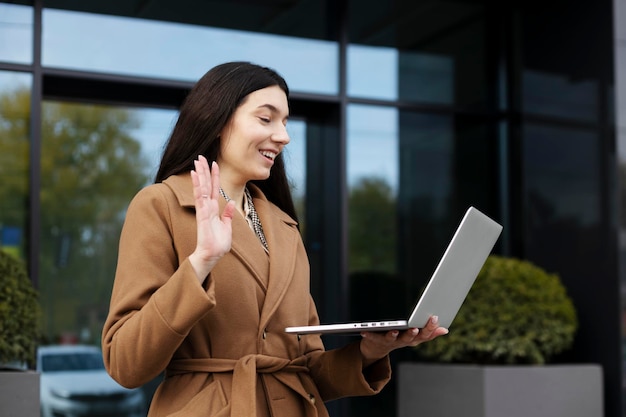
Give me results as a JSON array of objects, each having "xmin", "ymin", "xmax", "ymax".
[{"xmin": 359, "ymin": 315, "xmax": 449, "ymax": 368}]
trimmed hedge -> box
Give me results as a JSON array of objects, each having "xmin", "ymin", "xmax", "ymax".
[
  {"xmin": 0, "ymin": 249, "xmax": 41, "ymax": 367},
  {"xmin": 416, "ymin": 255, "xmax": 578, "ymax": 365}
]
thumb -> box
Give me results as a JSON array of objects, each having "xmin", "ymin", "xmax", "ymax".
[{"xmin": 221, "ymin": 200, "xmax": 236, "ymax": 223}]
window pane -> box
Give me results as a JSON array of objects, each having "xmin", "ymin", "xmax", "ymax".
[
  {"xmin": 284, "ymin": 119, "xmax": 307, "ymax": 228},
  {"xmin": 43, "ymin": 9, "xmax": 338, "ymax": 95},
  {"xmin": 520, "ymin": 7, "xmax": 606, "ymax": 123},
  {"xmin": 348, "ymin": 45, "xmax": 454, "ymax": 104},
  {"xmin": 523, "ymin": 124, "xmax": 600, "ymax": 227},
  {"xmin": 347, "ymin": 45, "xmax": 398, "ymax": 100},
  {"xmin": 522, "ymin": 124, "xmax": 603, "ymax": 314},
  {"xmin": 40, "ymin": 1, "xmax": 334, "ymax": 41},
  {"xmin": 128, "ymin": 108, "xmax": 178, "ymax": 183},
  {"xmin": 346, "ymin": 106, "xmax": 497, "ymax": 311},
  {"xmin": 39, "ymin": 101, "xmax": 171, "ymax": 344},
  {"xmin": 346, "ymin": 103, "xmax": 400, "ymax": 417},
  {"xmin": 0, "ymin": 3, "xmax": 33, "ymax": 64},
  {"xmin": 347, "ymin": 105, "xmax": 399, "ymax": 196},
  {"xmin": 396, "ymin": 112, "xmax": 496, "ymax": 293},
  {"xmin": 0, "ymin": 71, "xmax": 31, "ymax": 259},
  {"xmin": 348, "ymin": 0, "xmax": 487, "ymax": 107},
  {"xmin": 523, "ymin": 70, "xmax": 599, "ymax": 122},
  {"xmin": 347, "ymin": 104, "xmax": 400, "ymax": 324}
]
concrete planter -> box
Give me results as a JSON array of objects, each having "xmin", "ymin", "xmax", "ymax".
[
  {"xmin": 398, "ymin": 363, "xmax": 603, "ymax": 417},
  {"xmin": 0, "ymin": 369, "xmax": 40, "ymax": 417}
]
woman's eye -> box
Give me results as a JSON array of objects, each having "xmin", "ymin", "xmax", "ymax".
[{"xmin": 259, "ymin": 117, "xmax": 271, "ymax": 123}]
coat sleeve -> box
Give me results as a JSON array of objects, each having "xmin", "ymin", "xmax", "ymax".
[
  {"xmin": 101, "ymin": 185, "xmax": 214, "ymax": 388},
  {"xmin": 302, "ymin": 297, "xmax": 392, "ymax": 401}
]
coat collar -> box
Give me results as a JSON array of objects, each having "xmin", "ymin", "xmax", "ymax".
[{"xmin": 162, "ymin": 174, "xmax": 301, "ymax": 331}]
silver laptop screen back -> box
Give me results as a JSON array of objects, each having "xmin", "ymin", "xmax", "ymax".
[{"xmin": 407, "ymin": 207, "xmax": 502, "ymax": 329}]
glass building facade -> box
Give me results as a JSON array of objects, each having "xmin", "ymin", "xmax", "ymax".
[{"xmin": 0, "ymin": 0, "xmax": 623, "ymax": 416}]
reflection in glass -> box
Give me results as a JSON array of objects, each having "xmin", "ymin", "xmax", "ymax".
[
  {"xmin": 284, "ymin": 119, "xmax": 306, "ymax": 228},
  {"xmin": 347, "ymin": 105, "xmax": 398, "ymax": 194},
  {"xmin": 398, "ymin": 113, "xmax": 453, "ymax": 220},
  {"xmin": 347, "ymin": 104, "xmax": 398, "ymax": 276},
  {"xmin": 347, "ymin": 105, "xmax": 400, "ymax": 336},
  {"xmin": 128, "ymin": 108, "xmax": 178, "ymax": 183},
  {"xmin": 348, "ymin": 45, "xmax": 398, "ymax": 100},
  {"xmin": 39, "ymin": 101, "xmax": 157, "ymax": 344},
  {"xmin": 347, "ymin": 45, "xmax": 453, "ymax": 103},
  {"xmin": 42, "ymin": 9, "xmax": 338, "ymax": 95},
  {"xmin": 523, "ymin": 124, "xmax": 599, "ymax": 226},
  {"xmin": 0, "ymin": 71, "xmax": 31, "ymax": 259},
  {"xmin": 398, "ymin": 51, "xmax": 453, "ymax": 104},
  {"xmin": 396, "ymin": 112, "xmax": 495, "ymax": 301},
  {"xmin": 0, "ymin": 3, "xmax": 33, "ymax": 64},
  {"xmin": 347, "ymin": 0, "xmax": 486, "ymax": 107},
  {"xmin": 522, "ymin": 123, "xmax": 602, "ymax": 307},
  {"xmin": 523, "ymin": 70, "xmax": 598, "ymax": 122}
]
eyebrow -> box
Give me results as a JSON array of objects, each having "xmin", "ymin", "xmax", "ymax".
[{"xmin": 257, "ymin": 104, "xmax": 289, "ymax": 120}]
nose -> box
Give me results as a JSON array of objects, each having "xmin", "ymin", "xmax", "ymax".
[{"xmin": 272, "ymin": 124, "xmax": 290, "ymax": 145}]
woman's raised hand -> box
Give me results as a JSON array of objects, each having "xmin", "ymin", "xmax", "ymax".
[{"xmin": 188, "ymin": 156, "xmax": 236, "ymax": 283}]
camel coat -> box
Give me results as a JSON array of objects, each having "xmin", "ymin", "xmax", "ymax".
[{"xmin": 102, "ymin": 173, "xmax": 391, "ymax": 417}]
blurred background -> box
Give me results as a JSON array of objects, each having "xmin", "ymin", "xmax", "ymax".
[{"xmin": 0, "ymin": 0, "xmax": 624, "ymax": 416}]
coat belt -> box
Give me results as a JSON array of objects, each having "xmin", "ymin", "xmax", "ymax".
[{"xmin": 166, "ymin": 354, "xmax": 315, "ymax": 417}]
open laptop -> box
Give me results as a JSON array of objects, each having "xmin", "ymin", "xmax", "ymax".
[{"xmin": 284, "ymin": 206, "xmax": 503, "ymax": 335}]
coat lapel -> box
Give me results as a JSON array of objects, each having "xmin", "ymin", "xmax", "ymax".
[
  {"xmin": 248, "ymin": 185, "xmax": 300, "ymax": 332},
  {"xmin": 163, "ymin": 174, "xmax": 269, "ymax": 290},
  {"xmin": 229, "ymin": 212, "xmax": 270, "ymax": 291},
  {"xmin": 163, "ymin": 176, "xmax": 301, "ymax": 328}
]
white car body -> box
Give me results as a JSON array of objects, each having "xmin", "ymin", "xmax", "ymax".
[{"xmin": 37, "ymin": 345, "xmax": 146, "ymax": 417}]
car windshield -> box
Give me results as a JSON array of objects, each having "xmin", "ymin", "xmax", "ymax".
[{"xmin": 41, "ymin": 352, "xmax": 105, "ymax": 372}]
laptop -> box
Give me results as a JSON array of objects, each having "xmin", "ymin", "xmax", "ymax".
[{"xmin": 284, "ymin": 206, "xmax": 503, "ymax": 335}]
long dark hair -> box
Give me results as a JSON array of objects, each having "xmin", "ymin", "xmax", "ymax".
[{"xmin": 155, "ymin": 62, "xmax": 298, "ymax": 223}]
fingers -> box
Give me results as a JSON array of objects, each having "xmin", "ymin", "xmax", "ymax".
[
  {"xmin": 419, "ymin": 316, "xmax": 440, "ymax": 338},
  {"xmin": 192, "ymin": 156, "xmax": 210, "ymax": 203},
  {"xmin": 192, "ymin": 156, "xmax": 222, "ymax": 205},
  {"xmin": 390, "ymin": 316, "xmax": 449, "ymax": 345},
  {"xmin": 210, "ymin": 158, "xmax": 220, "ymax": 200},
  {"xmin": 423, "ymin": 315, "xmax": 449, "ymax": 338},
  {"xmin": 404, "ymin": 316, "xmax": 448, "ymax": 343},
  {"xmin": 360, "ymin": 316, "xmax": 449, "ymax": 361}
]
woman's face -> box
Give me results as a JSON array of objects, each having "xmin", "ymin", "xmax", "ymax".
[{"xmin": 218, "ymin": 85, "xmax": 290, "ymax": 185}]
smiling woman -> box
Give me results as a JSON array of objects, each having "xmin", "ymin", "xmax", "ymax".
[{"xmin": 101, "ymin": 61, "xmax": 448, "ymax": 417}]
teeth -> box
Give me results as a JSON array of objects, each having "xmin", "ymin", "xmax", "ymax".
[{"xmin": 260, "ymin": 151, "xmax": 276, "ymax": 160}]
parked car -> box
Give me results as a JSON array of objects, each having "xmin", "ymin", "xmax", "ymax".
[{"xmin": 37, "ymin": 344, "xmax": 146, "ymax": 417}]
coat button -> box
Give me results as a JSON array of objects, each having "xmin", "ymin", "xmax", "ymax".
[
  {"xmin": 262, "ymin": 329, "xmax": 267, "ymax": 339},
  {"xmin": 297, "ymin": 334, "xmax": 301, "ymax": 341},
  {"xmin": 308, "ymin": 393, "xmax": 315, "ymax": 404}
]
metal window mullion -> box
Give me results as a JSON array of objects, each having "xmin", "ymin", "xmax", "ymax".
[{"xmin": 29, "ymin": 0, "xmax": 43, "ymax": 288}]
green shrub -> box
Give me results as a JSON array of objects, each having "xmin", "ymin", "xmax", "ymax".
[
  {"xmin": 0, "ymin": 249, "xmax": 41, "ymax": 368},
  {"xmin": 416, "ymin": 255, "xmax": 578, "ymax": 365}
]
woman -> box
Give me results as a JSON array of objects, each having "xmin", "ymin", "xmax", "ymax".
[{"xmin": 101, "ymin": 62, "xmax": 448, "ymax": 417}]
